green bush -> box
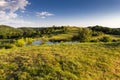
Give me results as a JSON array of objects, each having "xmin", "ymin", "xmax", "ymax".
[
  {"xmin": 15, "ymin": 38, "xmax": 25, "ymax": 47},
  {"xmin": 92, "ymin": 31, "xmax": 104, "ymax": 36},
  {"xmin": 0, "ymin": 44, "xmax": 15, "ymax": 49},
  {"xmin": 41, "ymin": 37, "xmax": 49, "ymax": 44},
  {"xmin": 100, "ymin": 36, "xmax": 112, "ymax": 42},
  {"xmin": 72, "ymin": 28, "xmax": 92, "ymax": 42},
  {"xmin": 90, "ymin": 39, "xmax": 99, "ymax": 42},
  {"xmin": 25, "ymin": 38, "xmax": 33, "ymax": 45},
  {"xmin": 112, "ymin": 39, "xmax": 120, "ymax": 42}
]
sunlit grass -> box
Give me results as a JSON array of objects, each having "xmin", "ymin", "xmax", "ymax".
[{"xmin": 0, "ymin": 42, "xmax": 120, "ymax": 79}]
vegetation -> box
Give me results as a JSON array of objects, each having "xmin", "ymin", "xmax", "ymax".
[
  {"xmin": 0, "ymin": 25, "xmax": 120, "ymax": 42},
  {"xmin": 0, "ymin": 43, "xmax": 120, "ymax": 79},
  {"xmin": 99, "ymin": 36, "xmax": 112, "ymax": 42},
  {"xmin": 25, "ymin": 38, "xmax": 33, "ymax": 45},
  {"xmin": 0, "ymin": 24, "xmax": 120, "ymax": 48},
  {"xmin": 0, "ymin": 25, "xmax": 120, "ymax": 79},
  {"xmin": 72, "ymin": 28, "xmax": 92, "ymax": 42},
  {"xmin": 0, "ymin": 25, "xmax": 23, "ymax": 39},
  {"xmin": 15, "ymin": 38, "xmax": 33, "ymax": 47},
  {"xmin": 89, "ymin": 25, "xmax": 120, "ymax": 35},
  {"xmin": 15, "ymin": 38, "xmax": 25, "ymax": 47}
]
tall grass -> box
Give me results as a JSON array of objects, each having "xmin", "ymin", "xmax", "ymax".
[{"xmin": 0, "ymin": 43, "xmax": 120, "ymax": 79}]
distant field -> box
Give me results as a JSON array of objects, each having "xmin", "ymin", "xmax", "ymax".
[
  {"xmin": 0, "ymin": 42, "xmax": 120, "ymax": 80},
  {"xmin": 48, "ymin": 27, "xmax": 120, "ymax": 42}
]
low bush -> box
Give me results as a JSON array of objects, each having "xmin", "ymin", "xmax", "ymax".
[
  {"xmin": 92, "ymin": 31, "xmax": 104, "ymax": 36},
  {"xmin": 25, "ymin": 38, "xmax": 33, "ymax": 45},
  {"xmin": 0, "ymin": 44, "xmax": 15, "ymax": 49},
  {"xmin": 72, "ymin": 28, "xmax": 92, "ymax": 42},
  {"xmin": 100, "ymin": 36, "xmax": 112, "ymax": 42},
  {"xmin": 90, "ymin": 39, "xmax": 99, "ymax": 42},
  {"xmin": 15, "ymin": 38, "xmax": 25, "ymax": 47}
]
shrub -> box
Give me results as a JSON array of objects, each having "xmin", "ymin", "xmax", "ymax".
[
  {"xmin": 15, "ymin": 38, "xmax": 25, "ymax": 47},
  {"xmin": 0, "ymin": 44, "xmax": 15, "ymax": 49},
  {"xmin": 100, "ymin": 36, "xmax": 112, "ymax": 42},
  {"xmin": 25, "ymin": 38, "xmax": 33, "ymax": 45},
  {"xmin": 92, "ymin": 31, "xmax": 104, "ymax": 36},
  {"xmin": 72, "ymin": 28, "xmax": 92, "ymax": 42},
  {"xmin": 112, "ymin": 39, "xmax": 120, "ymax": 42},
  {"xmin": 90, "ymin": 39, "xmax": 99, "ymax": 42},
  {"xmin": 41, "ymin": 37, "xmax": 49, "ymax": 44}
]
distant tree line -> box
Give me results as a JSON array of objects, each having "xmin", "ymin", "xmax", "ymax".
[
  {"xmin": 0, "ymin": 25, "xmax": 67, "ymax": 39},
  {"xmin": 0, "ymin": 25, "xmax": 120, "ymax": 42},
  {"xmin": 89, "ymin": 25, "xmax": 120, "ymax": 35}
]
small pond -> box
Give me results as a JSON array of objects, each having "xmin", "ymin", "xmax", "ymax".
[{"xmin": 32, "ymin": 40, "xmax": 78, "ymax": 45}]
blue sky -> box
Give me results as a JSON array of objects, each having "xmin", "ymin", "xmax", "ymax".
[{"xmin": 0, "ymin": 0, "xmax": 120, "ymax": 27}]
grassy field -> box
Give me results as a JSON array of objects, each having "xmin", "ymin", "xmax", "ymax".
[
  {"xmin": 0, "ymin": 42, "xmax": 120, "ymax": 80},
  {"xmin": 48, "ymin": 27, "xmax": 120, "ymax": 42}
]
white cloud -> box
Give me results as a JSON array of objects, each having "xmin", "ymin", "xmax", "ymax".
[
  {"xmin": 0, "ymin": 0, "xmax": 29, "ymax": 12},
  {"xmin": 0, "ymin": 11, "xmax": 17, "ymax": 20},
  {"xmin": 0, "ymin": 19, "xmax": 36, "ymax": 27},
  {"xmin": 0, "ymin": 0, "xmax": 7, "ymax": 7},
  {"xmin": 36, "ymin": 11, "xmax": 54, "ymax": 18},
  {"xmin": 0, "ymin": 0, "xmax": 30, "ymax": 27},
  {"xmin": 0, "ymin": 0, "xmax": 29, "ymax": 18}
]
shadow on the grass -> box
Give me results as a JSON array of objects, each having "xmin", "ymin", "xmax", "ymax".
[{"xmin": 103, "ymin": 42, "xmax": 120, "ymax": 48}]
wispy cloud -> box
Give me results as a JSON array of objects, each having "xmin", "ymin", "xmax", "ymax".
[
  {"xmin": 36, "ymin": 11, "xmax": 54, "ymax": 18},
  {"xmin": 0, "ymin": 0, "xmax": 30, "ymax": 19},
  {"xmin": 0, "ymin": 19, "xmax": 36, "ymax": 27},
  {"xmin": 0, "ymin": 0, "xmax": 31, "ymax": 27}
]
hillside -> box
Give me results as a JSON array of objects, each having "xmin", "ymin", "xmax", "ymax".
[
  {"xmin": 0, "ymin": 43, "xmax": 120, "ymax": 80},
  {"xmin": 0, "ymin": 25, "xmax": 120, "ymax": 42},
  {"xmin": 0, "ymin": 25, "xmax": 22, "ymax": 39}
]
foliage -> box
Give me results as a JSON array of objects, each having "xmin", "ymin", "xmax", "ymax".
[
  {"xmin": 15, "ymin": 38, "xmax": 25, "ymax": 47},
  {"xmin": 92, "ymin": 31, "xmax": 104, "ymax": 36},
  {"xmin": 0, "ymin": 25, "xmax": 23, "ymax": 39},
  {"xmin": 72, "ymin": 28, "xmax": 92, "ymax": 42},
  {"xmin": 0, "ymin": 44, "xmax": 15, "ymax": 49},
  {"xmin": 100, "ymin": 36, "xmax": 112, "ymax": 42},
  {"xmin": 25, "ymin": 38, "xmax": 33, "ymax": 45},
  {"xmin": 0, "ymin": 43, "xmax": 120, "ymax": 79},
  {"xmin": 89, "ymin": 25, "xmax": 120, "ymax": 35},
  {"xmin": 90, "ymin": 39, "xmax": 99, "ymax": 42},
  {"xmin": 1, "ymin": 25, "xmax": 120, "ymax": 43},
  {"xmin": 19, "ymin": 27, "xmax": 36, "ymax": 37}
]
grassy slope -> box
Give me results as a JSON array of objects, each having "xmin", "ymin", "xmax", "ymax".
[
  {"xmin": 49, "ymin": 27, "xmax": 120, "ymax": 41},
  {"xmin": 0, "ymin": 43, "xmax": 120, "ymax": 80},
  {"xmin": 49, "ymin": 27, "xmax": 80, "ymax": 41}
]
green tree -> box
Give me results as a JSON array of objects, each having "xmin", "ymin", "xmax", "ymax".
[
  {"xmin": 72, "ymin": 28, "xmax": 92, "ymax": 42},
  {"xmin": 79, "ymin": 28, "xmax": 92, "ymax": 42}
]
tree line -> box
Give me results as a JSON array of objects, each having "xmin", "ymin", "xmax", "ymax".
[
  {"xmin": 0, "ymin": 25, "xmax": 67, "ymax": 39},
  {"xmin": 0, "ymin": 25, "xmax": 120, "ymax": 41}
]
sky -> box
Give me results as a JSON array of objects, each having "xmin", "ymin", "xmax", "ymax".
[{"xmin": 0, "ymin": 0, "xmax": 120, "ymax": 27}]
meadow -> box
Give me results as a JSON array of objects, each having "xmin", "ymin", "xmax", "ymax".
[
  {"xmin": 0, "ymin": 42, "xmax": 120, "ymax": 80},
  {"xmin": 0, "ymin": 25, "xmax": 120, "ymax": 79}
]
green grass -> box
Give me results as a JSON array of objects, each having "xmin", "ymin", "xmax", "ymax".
[
  {"xmin": 0, "ymin": 42, "xmax": 120, "ymax": 80},
  {"xmin": 48, "ymin": 27, "xmax": 80, "ymax": 41},
  {"xmin": 47, "ymin": 27, "xmax": 120, "ymax": 42}
]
